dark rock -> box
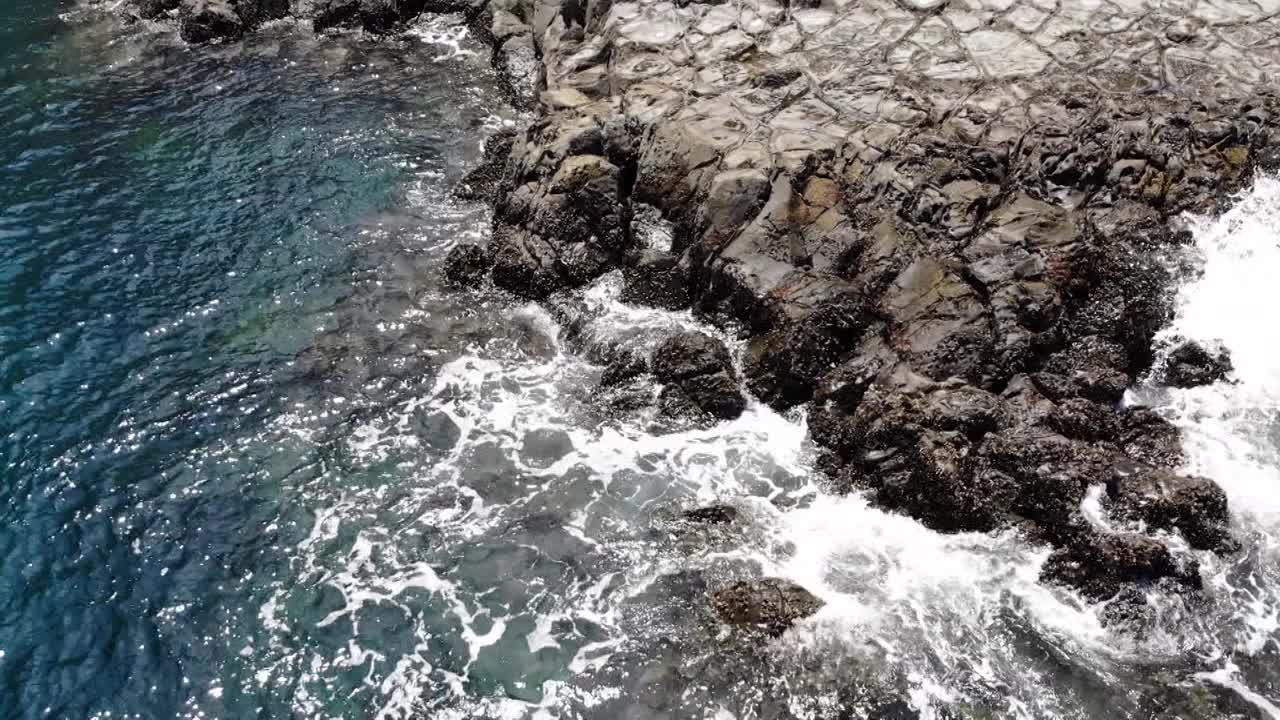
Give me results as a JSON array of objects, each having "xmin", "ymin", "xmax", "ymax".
[
  {"xmin": 667, "ymin": 370, "xmax": 747, "ymax": 420},
  {"xmin": 455, "ymin": 129, "xmax": 518, "ymax": 202},
  {"xmin": 136, "ymin": 0, "xmax": 181, "ymax": 19},
  {"xmin": 681, "ymin": 504, "xmax": 738, "ymax": 524},
  {"xmin": 622, "ymin": 249, "xmax": 691, "ymax": 310},
  {"xmin": 1159, "ymin": 339, "xmax": 1233, "ymax": 388},
  {"xmin": 443, "ymin": 243, "xmax": 491, "ymax": 287},
  {"xmin": 651, "ymin": 332, "xmax": 733, "ymax": 384},
  {"xmin": 744, "ymin": 280, "xmax": 875, "ymax": 410},
  {"xmin": 599, "ymin": 352, "xmax": 647, "ymax": 387},
  {"xmin": 649, "ymin": 332, "xmax": 747, "ymax": 420},
  {"xmin": 313, "ymin": 0, "xmax": 474, "ymax": 33},
  {"xmin": 233, "ymin": 0, "xmax": 287, "ymax": 27},
  {"xmin": 1041, "ymin": 531, "xmax": 1197, "ymax": 600},
  {"xmin": 710, "ymin": 577, "xmax": 824, "ymax": 636},
  {"xmin": 179, "ymin": 0, "xmax": 243, "ymax": 42},
  {"xmin": 1107, "ymin": 465, "xmax": 1233, "ymax": 552},
  {"xmin": 1119, "ymin": 408, "xmax": 1184, "ymax": 469}
]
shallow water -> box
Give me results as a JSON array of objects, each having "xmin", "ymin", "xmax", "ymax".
[{"xmin": 3, "ymin": 4, "xmax": 1280, "ymax": 719}]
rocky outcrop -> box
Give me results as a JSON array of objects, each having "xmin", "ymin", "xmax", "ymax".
[
  {"xmin": 143, "ymin": 0, "xmax": 1280, "ymax": 602},
  {"xmin": 447, "ymin": 0, "xmax": 1280, "ymax": 604}
]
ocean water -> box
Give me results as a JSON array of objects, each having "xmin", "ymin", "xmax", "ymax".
[{"xmin": 3, "ymin": 3, "xmax": 1280, "ymax": 719}]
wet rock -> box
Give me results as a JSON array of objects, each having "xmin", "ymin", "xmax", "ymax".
[
  {"xmin": 710, "ymin": 577, "xmax": 824, "ymax": 636},
  {"xmin": 136, "ymin": 0, "xmax": 181, "ymax": 19},
  {"xmin": 454, "ymin": 129, "xmax": 517, "ymax": 202},
  {"xmin": 1107, "ymin": 465, "xmax": 1233, "ymax": 552},
  {"xmin": 435, "ymin": 0, "xmax": 1278, "ymax": 600},
  {"xmin": 232, "ymin": 0, "xmax": 287, "ymax": 27},
  {"xmin": 1041, "ymin": 531, "xmax": 1197, "ymax": 600},
  {"xmin": 744, "ymin": 290, "xmax": 875, "ymax": 409},
  {"xmin": 599, "ymin": 352, "xmax": 647, "ymax": 387},
  {"xmin": 1119, "ymin": 408, "xmax": 1184, "ymax": 469},
  {"xmin": 660, "ymin": 370, "xmax": 746, "ymax": 420},
  {"xmin": 681, "ymin": 504, "xmax": 737, "ymax": 524},
  {"xmin": 651, "ymin": 332, "xmax": 733, "ymax": 383},
  {"xmin": 443, "ymin": 243, "xmax": 491, "ymax": 287},
  {"xmin": 313, "ymin": 0, "xmax": 474, "ymax": 33},
  {"xmin": 1159, "ymin": 339, "xmax": 1233, "ymax": 388},
  {"xmin": 179, "ymin": 0, "xmax": 243, "ymax": 42},
  {"xmin": 622, "ymin": 249, "xmax": 691, "ymax": 310}
]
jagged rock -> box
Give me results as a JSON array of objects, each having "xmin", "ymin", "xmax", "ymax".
[
  {"xmin": 711, "ymin": 578, "xmax": 824, "ymax": 636},
  {"xmin": 443, "ymin": 243, "xmax": 491, "ymax": 287},
  {"xmin": 651, "ymin": 332, "xmax": 733, "ymax": 383},
  {"xmin": 136, "ymin": 0, "xmax": 182, "ymax": 19},
  {"xmin": 455, "ymin": 129, "xmax": 517, "ymax": 202},
  {"xmin": 1107, "ymin": 465, "xmax": 1232, "ymax": 552},
  {"xmin": 621, "ymin": 249, "xmax": 691, "ymax": 310},
  {"xmin": 179, "ymin": 0, "xmax": 243, "ymax": 42},
  {"xmin": 1159, "ymin": 339, "xmax": 1233, "ymax": 388},
  {"xmin": 1040, "ymin": 531, "xmax": 1198, "ymax": 600},
  {"xmin": 233, "ymin": 0, "xmax": 287, "ymax": 26},
  {"xmin": 599, "ymin": 352, "xmax": 647, "ymax": 387},
  {"xmin": 651, "ymin": 332, "xmax": 746, "ymax": 420},
  {"xmin": 744, "ymin": 289, "xmax": 874, "ymax": 409},
  {"xmin": 313, "ymin": 0, "xmax": 477, "ymax": 33}
]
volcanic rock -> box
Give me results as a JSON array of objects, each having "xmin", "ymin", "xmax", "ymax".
[
  {"xmin": 650, "ymin": 331, "xmax": 746, "ymax": 421},
  {"xmin": 1159, "ymin": 339, "xmax": 1233, "ymax": 388},
  {"xmin": 443, "ymin": 243, "xmax": 491, "ymax": 287},
  {"xmin": 711, "ymin": 578, "xmax": 824, "ymax": 636},
  {"xmin": 179, "ymin": 0, "xmax": 243, "ymax": 42}
]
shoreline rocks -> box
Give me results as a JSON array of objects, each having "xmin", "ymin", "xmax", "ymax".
[
  {"xmin": 445, "ymin": 0, "xmax": 1278, "ymax": 605},
  {"xmin": 135, "ymin": 0, "xmax": 1280, "ymax": 605}
]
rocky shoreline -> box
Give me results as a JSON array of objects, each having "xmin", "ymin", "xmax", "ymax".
[{"xmin": 140, "ymin": 0, "xmax": 1280, "ymax": 622}]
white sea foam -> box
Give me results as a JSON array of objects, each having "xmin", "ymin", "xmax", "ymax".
[{"xmin": 255, "ymin": 178, "xmax": 1280, "ymax": 719}]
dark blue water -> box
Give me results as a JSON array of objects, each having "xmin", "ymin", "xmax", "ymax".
[
  {"xmin": 0, "ymin": 5, "xmax": 518, "ymax": 716},
  {"xmin": 9, "ymin": 4, "xmax": 1280, "ymax": 720}
]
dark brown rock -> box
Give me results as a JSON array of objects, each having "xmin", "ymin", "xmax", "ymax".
[
  {"xmin": 621, "ymin": 249, "xmax": 691, "ymax": 310},
  {"xmin": 179, "ymin": 0, "xmax": 243, "ymax": 42},
  {"xmin": 1041, "ymin": 531, "xmax": 1198, "ymax": 600},
  {"xmin": 711, "ymin": 578, "xmax": 824, "ymax": 636},
  {"xmin": 443, "ymin": 243, "xmax": 491, "ymax": 287},
  {"xmin": 681, "ymin": 504, "xmax": 737, "ymax": 524},
  {"xmin": 1159, "ymin": 339, "xmax": 1233, "ymax": 388}
]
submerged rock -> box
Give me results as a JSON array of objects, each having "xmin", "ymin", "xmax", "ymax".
[
  {"xmin": 681, "ymin": 504, "xmax": 738, "ymax": 524},
  {"xmin": 711, "ymin": 578, "xmax": 824, "ymax": 636}
]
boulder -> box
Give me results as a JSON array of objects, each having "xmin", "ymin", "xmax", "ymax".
[
  {"xmin": 681, "ymin": 504, "xmax": 738, "ymax": 524},
  {"xmin": 651, "ymin": 332, "xmax": 746, "ymax": 421},
  {"xmin": 179, "ymin": 0, "xmax": 243, "ymax": 42},
  {"xmin": 652, "ymin": 331, "xmax": 734, "ymax": 383},
  {"xmin": 711, "ymin": 577, "xmax": 824, "ymax": 636},
  {"xmin": 1107, "ymin": 465, "xmax": 1233, "ymax": 551},
  {"xmin": 443, "ymin": 243, "xmax": 491, "ymax": 287},
  {"xmin": 1041, "ymin": 531, "xmax": 1198, "ymax": 600},
  {"xmin": 1159, "ymin": 339, "xmax": 1233, "ymax": 388}
]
